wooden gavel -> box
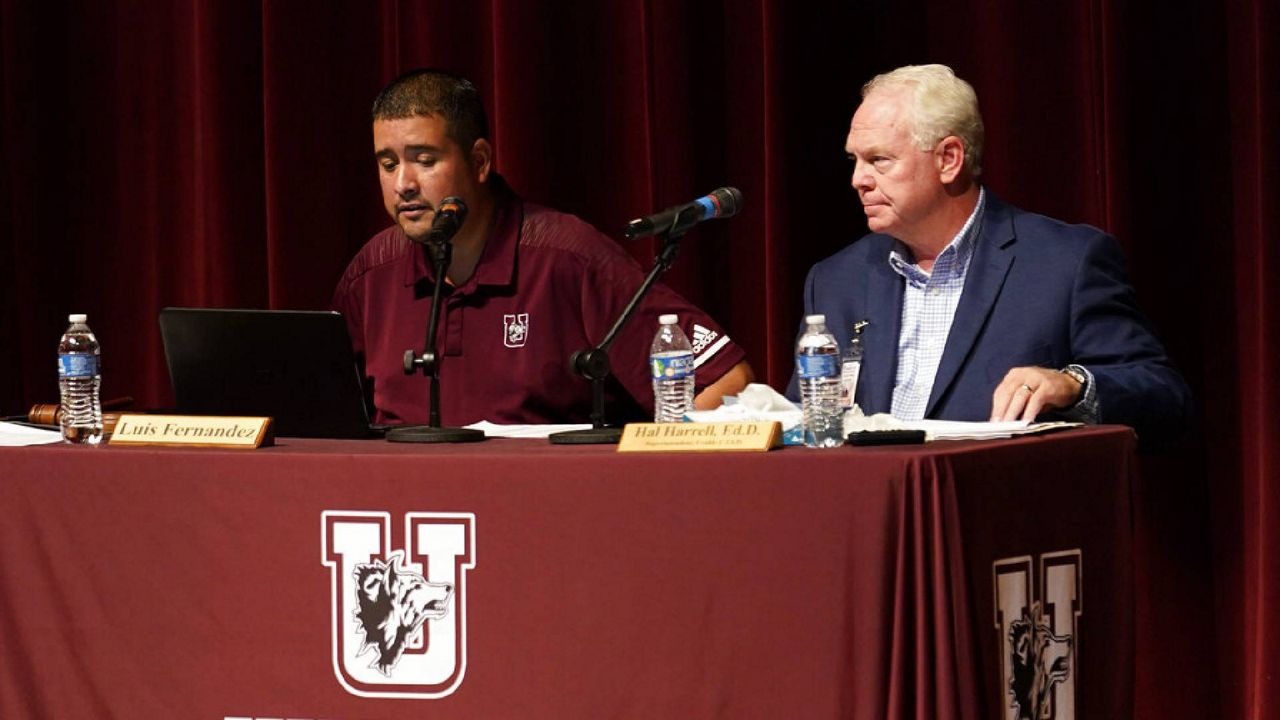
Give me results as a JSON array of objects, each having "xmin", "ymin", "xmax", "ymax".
[{"xmin": 28, "ymin": 396, "xmax": 134, "ymax": 433}]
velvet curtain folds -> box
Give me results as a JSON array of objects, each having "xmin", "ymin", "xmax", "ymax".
[
  {"xmin": 1, "ymin": 1, "xmax": 1277, "ymax": 717},
  {"xmin": 1223, "ymin": 1, "xmax": 1280, "ymax": 718}
]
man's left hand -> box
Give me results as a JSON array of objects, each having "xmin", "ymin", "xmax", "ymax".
[{"xmin": 990, "ymin": 366, "xmax": 1082, "ymax": 422}]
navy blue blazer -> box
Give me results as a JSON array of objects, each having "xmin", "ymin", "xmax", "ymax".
[{"xmin": 787, "ymin": 194, "xmax": 1191, "ymax": 442}]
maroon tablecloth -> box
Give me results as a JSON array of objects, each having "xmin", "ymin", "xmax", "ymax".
[{"xmin": 0, "ymin": 426, "xmax": 1134, "ymax": 719}]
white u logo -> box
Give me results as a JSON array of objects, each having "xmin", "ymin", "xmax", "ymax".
[
  {"xmin": 322, "ymin": 511, "xmax": 476, "ymax": 699},
  {"xmin": 993, "ymin": 550, "xmax": 1081, "ymax": 720}
]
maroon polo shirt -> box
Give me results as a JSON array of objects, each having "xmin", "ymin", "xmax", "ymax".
[{"xmin": 332, "ymin": 182, "xmax": 746, "ymax": 427}]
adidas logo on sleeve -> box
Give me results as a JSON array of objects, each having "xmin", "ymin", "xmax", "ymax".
[{"xmin": 692, "ymin": 324, "xmax": 730, "ymax": 367}]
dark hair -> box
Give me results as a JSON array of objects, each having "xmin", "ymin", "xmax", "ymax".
[{"xmin": 371, "ymin": 68, "xmax": 489, "ymax": 151}]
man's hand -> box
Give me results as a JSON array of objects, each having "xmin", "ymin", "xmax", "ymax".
[{"xmin": 990, "ymin": 366, "xmax": 1083, "ymax": 422}]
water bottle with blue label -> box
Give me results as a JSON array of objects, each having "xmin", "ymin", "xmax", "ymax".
[
  {"xmin": 797, "ymin": 314, "xmax": 843, "ymax": 447},
  {"xmin": 650, "ymin": 314, "xmax": 695, "ymax": 423},
  {"xmin": 57, "ymin": 313, "xmax": 103, "ymax": 445}
]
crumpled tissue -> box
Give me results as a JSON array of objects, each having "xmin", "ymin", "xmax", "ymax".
[{"xmin": 684, "ymin": 383, "xmax": 807, "ymax": 445}]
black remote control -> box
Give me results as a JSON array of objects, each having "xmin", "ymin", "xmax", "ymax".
[{"xmin": 846, "ymin": 429, "xmax": 927, "ymax": 446}]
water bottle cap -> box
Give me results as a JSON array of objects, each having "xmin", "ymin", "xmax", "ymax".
[
  {"xmin": 659, "ymin": 314, "xmax": 678, "ymax": 325},
  {"xmin": 68, "ymin": 313, "xmax": 87, "ymax": 323},
  {"xmin": 805, "ymin": 314, "xmax": 826, "ymax": 325}
]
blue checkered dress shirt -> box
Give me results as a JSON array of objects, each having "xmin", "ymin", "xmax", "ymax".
[{"xmin": 888, "ymin": 190, "xmax": 985, "ymax": 419}]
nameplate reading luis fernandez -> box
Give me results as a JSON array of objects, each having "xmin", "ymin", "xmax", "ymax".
[
  {"xmin": 107, "ymin": 414, "xmax": 273, "ymax": 449},
  {"xmin": 617, "ymin": 421, "xmax": 781, "ymax": 453}
]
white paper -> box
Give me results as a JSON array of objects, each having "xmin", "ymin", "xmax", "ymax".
[
  {"xmin": 0, "ymin": 421, "xmax": 64, "ymax": 446},
  {"xmin": 463, "ymin": 421, "xmax": 593, "ymax": 438},
  {"xmin": 844, "ymin": 412, "xmax": 1081, "ymax": 441}
]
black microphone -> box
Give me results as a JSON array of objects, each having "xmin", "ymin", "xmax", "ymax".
[
  {"xmin": 624, "ymin": 187, "xmax": 743, "ymax": 239},
  {"xmin": 424, "ymin": 197, "xmax": 468, "ymax": 243}
]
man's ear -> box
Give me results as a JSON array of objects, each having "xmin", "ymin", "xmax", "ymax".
[
  {"xmin": 935, "ymin": 136, "xmax": 966, "ymax": 183},
  {"xmin": 471, "ymin": 138, "xmax": 493, "ymax": 183}
]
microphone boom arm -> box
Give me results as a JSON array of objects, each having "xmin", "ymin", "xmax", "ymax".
[
  {"xmin": 553, "ymin": 208, "xmax": 698, "ymax": 443},
  {"xmin": 592, "ymin": 207, "xmax": 693, "ymax": 355}
]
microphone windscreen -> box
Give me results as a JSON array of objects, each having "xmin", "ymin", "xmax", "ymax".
[
  {"xmin": 710, "ymin": 187, "xmax": 744, "ymax": 218},
  {"xmin": 436, "ymin": 197, "xmax": 468, "ymax": 223}
]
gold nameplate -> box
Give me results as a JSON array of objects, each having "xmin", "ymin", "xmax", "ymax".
[
  {"xmin": 108, "ymin": 414, "xmax": 273, "ymax": 449},
  {"xmin": 617, "ymin": 421, "xmax": 781, "ymax": 453}
]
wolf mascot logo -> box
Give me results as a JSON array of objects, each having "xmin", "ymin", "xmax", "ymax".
[
  {"xmin": 1007, "ymin": 602, "xmax": 1073, "ymax": 719},
  {"xmin": 323, "ymin": 511, "xmax": 476, "ymax": 699},
  {"xmin": 353, "ymin": 552, "xmax": 454, "ymax": 675},
  {"xmin": 994, "ymin": 550, "xmax": 1081, "ymax": 720}
]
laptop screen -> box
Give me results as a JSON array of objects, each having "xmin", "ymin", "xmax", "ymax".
[{"xmin": 159, "ymin": 308, "xmax": 377, "ymax": 438}]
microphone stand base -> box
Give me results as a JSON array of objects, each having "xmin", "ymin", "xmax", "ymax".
[
  {"xmin": 548, "ymin": 426, "xmax": 623, "ymax": 445},
  {"xmin": 386, "ymin": 426, "xmax": 487, "ymax": 444}
]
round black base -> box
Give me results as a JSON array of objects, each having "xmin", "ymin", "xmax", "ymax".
[
  {"xmin": 386, "ymin": 426, "xmax": 486, "ymax": 444},
  {"xmin": 548, "ymin": 426, "xmax": 623, "ymax": 445}
]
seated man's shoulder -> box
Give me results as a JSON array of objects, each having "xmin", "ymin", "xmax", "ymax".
[
  {"xmin": 519, "ymin": 202, "xmax": 631, "ymax": 266},
  {"xmin": 1006, "ymin": 203, "xmax": 1112, "ymax": 250},
  {"xmin": 992, "ymin": 202, "xmax": 1132, "ymax": 276},
  {"xmin": 339, "ymin": 226, "xmax": 412, "ymax": 284},
  {"xmin": 810, "ymin": 232, "xmax": 896, "ymax": 275}
]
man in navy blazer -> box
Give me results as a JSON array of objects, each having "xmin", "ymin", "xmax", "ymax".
[{"xmin": 789, "ymin": 64, "xmax": 1190, "ymax": 442}]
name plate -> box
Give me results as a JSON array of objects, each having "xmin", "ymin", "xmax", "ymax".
[
  {"xmin": 108, "ymin": 414, "xmax": 273, "ymax": 449},
  {"xmin": 617, "ymin": 421, "xmax": 781, "ymax": 453}
]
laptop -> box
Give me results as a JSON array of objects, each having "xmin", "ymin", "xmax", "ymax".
[{"xmin": 159, "ymin": 307, "xmax": 383, "ymax": 438}]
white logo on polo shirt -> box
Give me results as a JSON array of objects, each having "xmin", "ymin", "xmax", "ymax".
[
  {"xmin": 691, "ymin": 323, "xmax": 730, "ymax": 367},
  {"xmin": 504, "ymin": 313, "xmax": 529, "ymax": 348},
  {"xmin": 691, "ymin": 324, "xmax": 717, "ymax": 353}
]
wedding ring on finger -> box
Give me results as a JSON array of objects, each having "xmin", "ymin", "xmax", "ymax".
[{"xmin": 1019, "ymin": 383, "xmax": 1035, "ymax": 394}]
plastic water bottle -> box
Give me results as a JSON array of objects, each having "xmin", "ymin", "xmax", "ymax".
[
  {"xmin": 797, "ymin": 314, "xmax": 843, "ymax": 447},
  {"xmin": 57, "ymin": 313, "xmax": 103, "ymax": 445},
  {"xmin": 840, "ymin": 320, "xmax": 868, "ymax": 409},
  {"xmin": 650, "ymin": 314, "xmax": 695, "ymax": 423}
]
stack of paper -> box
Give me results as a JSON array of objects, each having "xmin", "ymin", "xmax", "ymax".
[
  {"xmin": 0, "ymin": 422, "xmax": 63, "ymax": 447},
  {"xmin": 845, "ymin": 413, "xmax": 1081, "ymax": 441}
]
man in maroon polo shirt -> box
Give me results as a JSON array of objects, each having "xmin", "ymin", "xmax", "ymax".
[{"xmin": 332, "ymin": 69, "xmax": 754, "ymax": 426}]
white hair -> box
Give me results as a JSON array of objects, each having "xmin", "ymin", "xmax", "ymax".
[{"xmin": 863, "ymin": 64, "xmax": 985, "ymax": 177}]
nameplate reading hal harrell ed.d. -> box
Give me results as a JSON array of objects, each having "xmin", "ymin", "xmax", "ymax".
[{"xmin": 617, "ymin": 421, "xmax": 781, "ymax": 453}]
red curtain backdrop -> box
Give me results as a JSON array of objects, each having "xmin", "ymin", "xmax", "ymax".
[{"xmin": 1, "ymin": 1, "xmax": 1275, "ymax": 717}]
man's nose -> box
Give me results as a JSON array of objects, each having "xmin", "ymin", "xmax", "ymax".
[
  {"xmin": 851, "ymin": 160, "xmax": 873, "ymax": 192},
  {"xmin": 395, "ymin": 167, "xmax": 419, "ymax": 198}
]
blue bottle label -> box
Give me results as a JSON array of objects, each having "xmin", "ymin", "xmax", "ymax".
[
  {"xmin": 58, "ymin": 353, "xmax": 99, "ymax": 378},
  {"xmin": 797, "ymin": 354, "xmax": 838, "ymax": 379},
  {"xmin": 651, "ymin": 352, "xmax": 694, "ymax": 380}
]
